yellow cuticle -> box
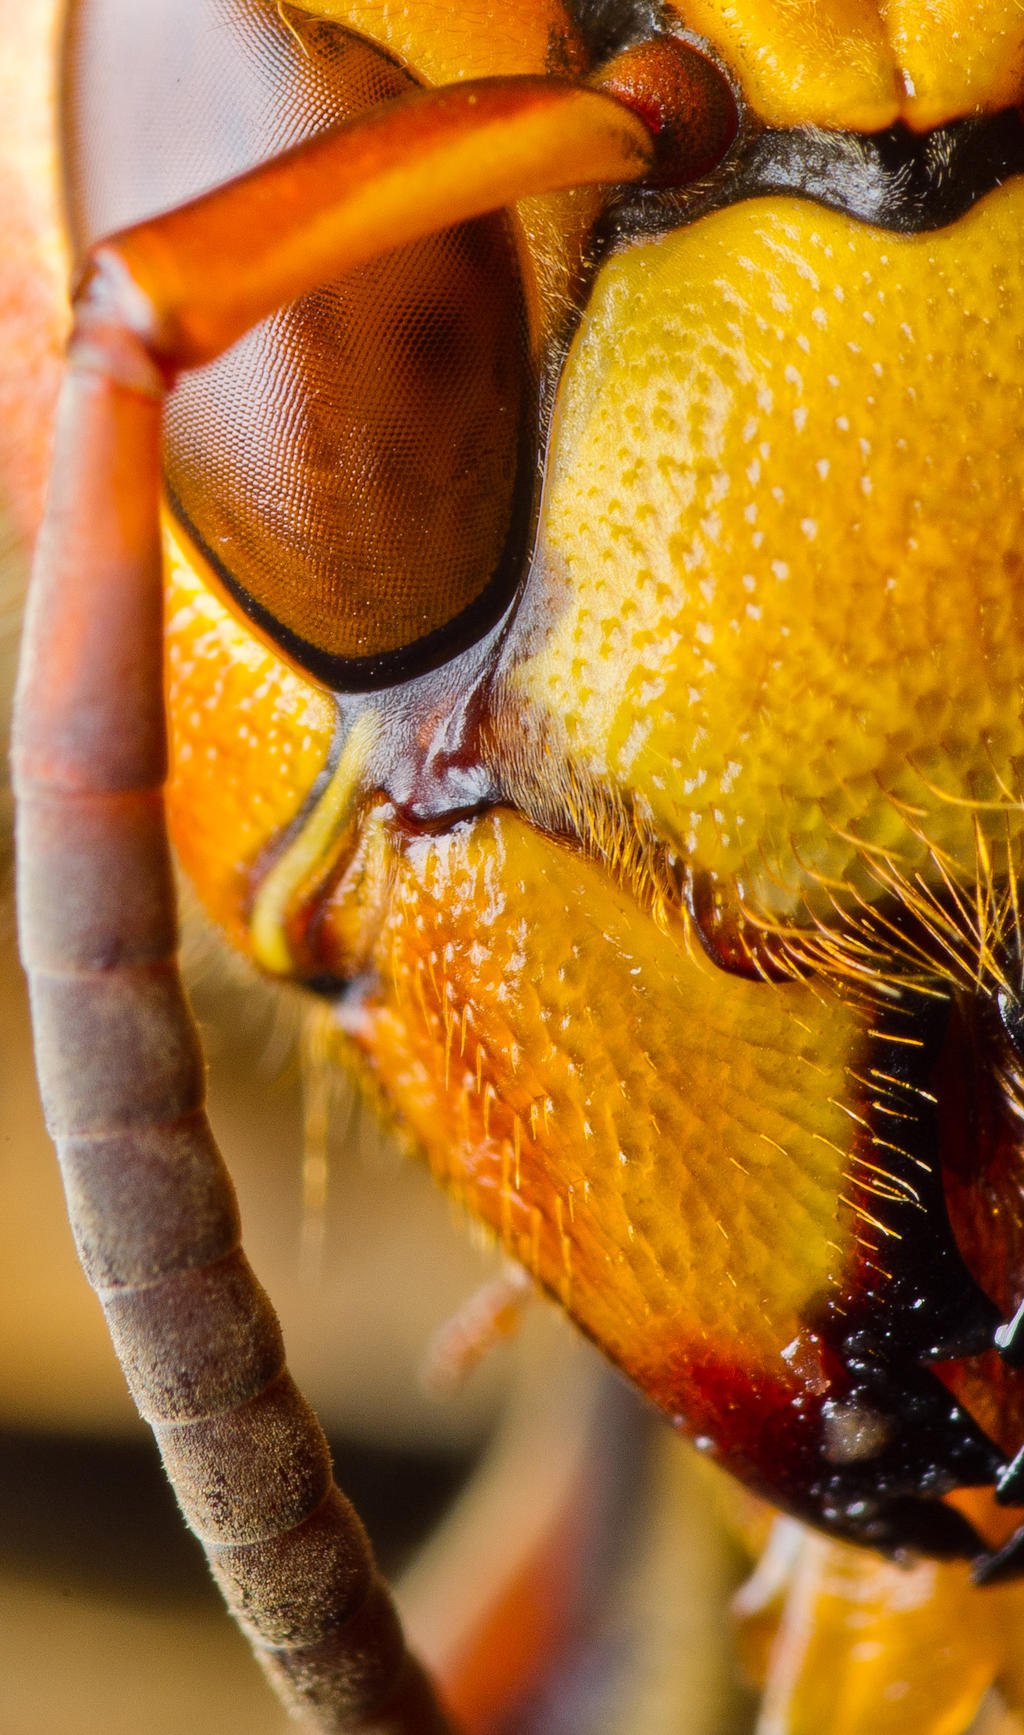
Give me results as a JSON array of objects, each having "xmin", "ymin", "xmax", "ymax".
[
  {"xmin": 665, "ymin": 0, "xmax": 1024, "ymax": 130},
  {"xmin": 249, "ymin": 708, "xmax": 380, "ymax": 976},
  {"xmin": 498, "ymin": 183, "xmax": 1024, "ymax": 927}
]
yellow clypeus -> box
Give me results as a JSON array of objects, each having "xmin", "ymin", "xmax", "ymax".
[{"xmin": 496, "ymin": 179, "xmax": 1024, "ymax": 927}]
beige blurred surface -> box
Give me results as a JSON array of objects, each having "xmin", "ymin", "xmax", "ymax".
[{"xmin": 0, "ymin": 1574, "xmax": 290, "ymax": 1735}]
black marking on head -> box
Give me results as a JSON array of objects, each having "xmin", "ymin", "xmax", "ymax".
[
  {"xmin": 610, "ymin": 108, "xmax": 1024, "ymax": 243},
  {"xmin": 570, "ymin": 0, "xmax": 667, "ymax": 60}
]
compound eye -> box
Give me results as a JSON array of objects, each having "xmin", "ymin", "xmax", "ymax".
[
  {"xmin": 65, "ymin": 1, "xmax": 533, "ymax": 690},
  {"xmin": 161, "ymin": 34, "xmax": 533, "ymax": 689},
  {"xmin": 165, "ymin": 199, "xmax": 532, "ymax": 688}
]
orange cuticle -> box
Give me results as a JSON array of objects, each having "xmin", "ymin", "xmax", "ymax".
[
  {"xmin": 320, "ymin": 803, "xmax": 873, "ymax": 1497},
  {"xmin": 163, "ymin": 521, "xmax": 336, "ymax": 951}
]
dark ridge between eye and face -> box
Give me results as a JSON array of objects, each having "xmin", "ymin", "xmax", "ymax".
[{"xmin": 607, "ymin": 105, "xmax": 1024, "ymax": 245}]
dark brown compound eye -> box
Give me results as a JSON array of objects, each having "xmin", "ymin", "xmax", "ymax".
[
  {"xmin": 64, "ymin": 0, "xmax": 534, "ymax": 689},
  {"xmin": 164, "ymin": 206, "xmax": 533, "ymax": 687}
]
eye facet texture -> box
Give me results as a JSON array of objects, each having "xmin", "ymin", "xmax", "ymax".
[
  {"xmin": 64, "ymin": 0, "xmax": 534, "ymax": 687},
  {"xmin": 164, "ymin": 198, "xmax": 532, "ymax": 685}
]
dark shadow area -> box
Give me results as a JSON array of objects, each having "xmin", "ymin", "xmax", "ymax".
[{"xmin": 0, "ymin": 1426, "xmax": 476, "ymax": 1605}]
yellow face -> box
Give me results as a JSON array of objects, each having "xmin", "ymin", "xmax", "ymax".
[{"xmin": 63, "ymin": 0, "xmax": 1024, "ymax": 1611}]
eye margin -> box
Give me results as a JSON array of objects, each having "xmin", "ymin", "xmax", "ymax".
[{"xmin": 163, "ymin": 388, "xmax": 539, "ymax": 696}]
